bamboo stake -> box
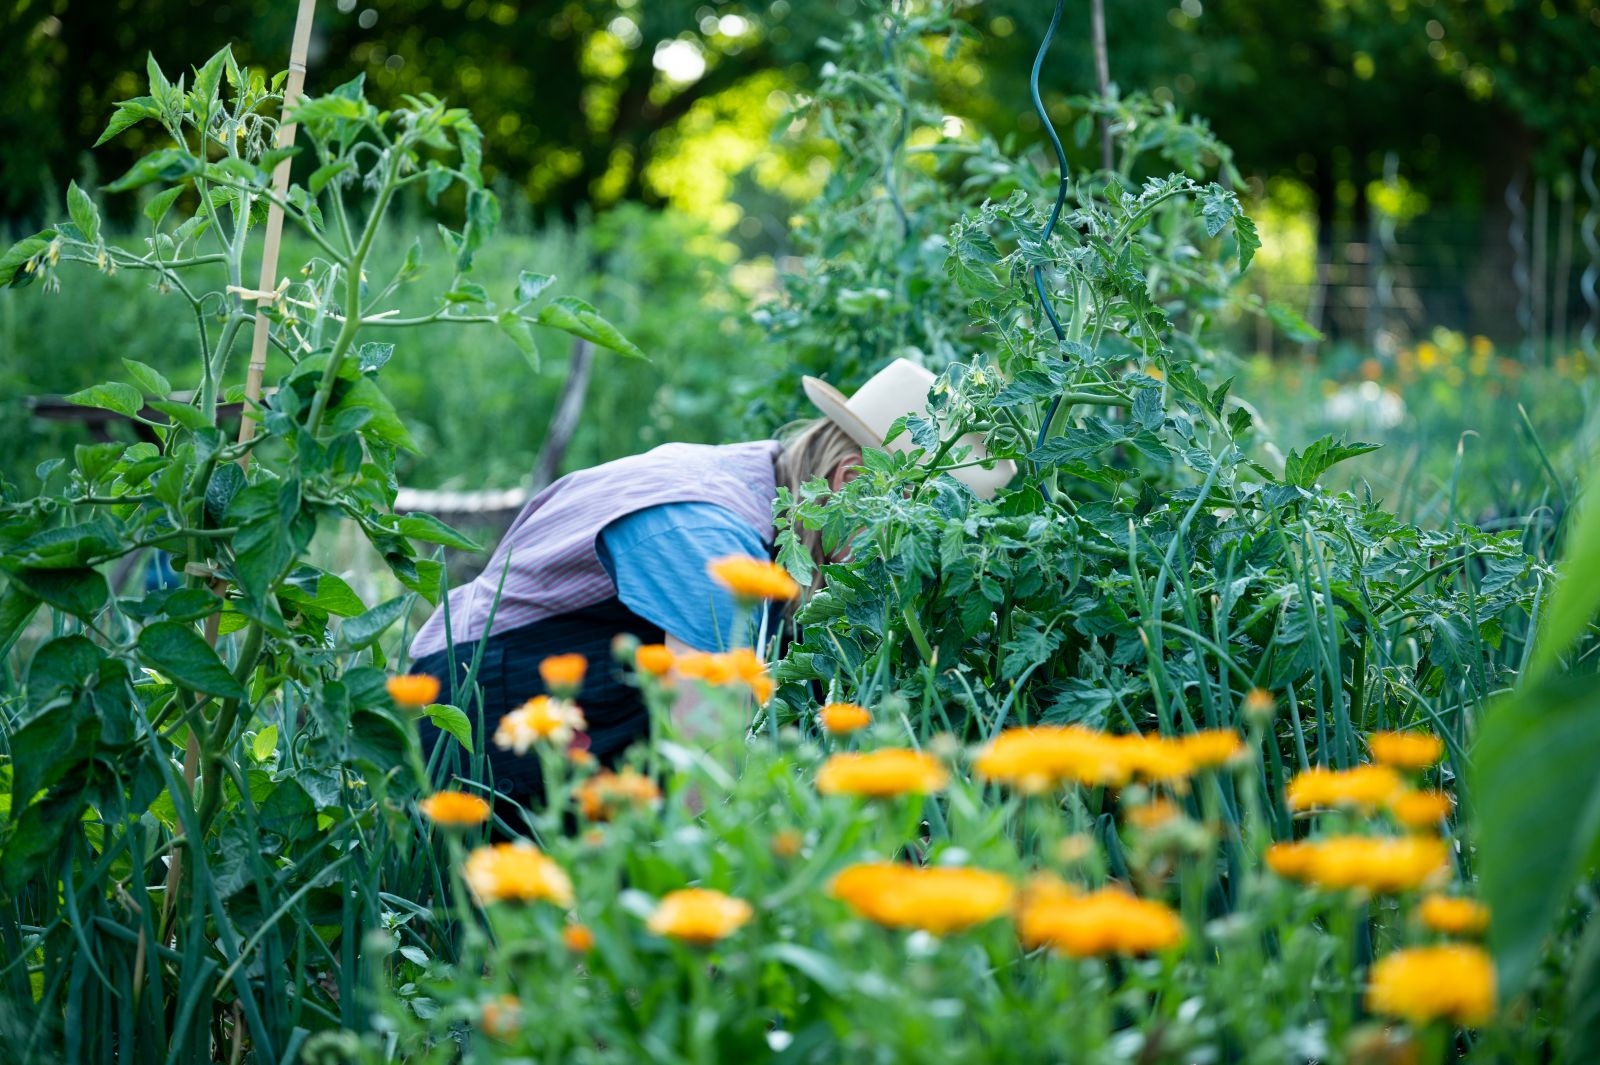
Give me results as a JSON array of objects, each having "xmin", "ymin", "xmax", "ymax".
[{"xmin": 237, "ymin": 0, "xmax": 319, "ymax": 464}]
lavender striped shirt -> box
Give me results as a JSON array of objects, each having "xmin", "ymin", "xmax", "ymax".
[{"xmin": 410, "ymin": 440, "xmax": 783, "ymax": 659}]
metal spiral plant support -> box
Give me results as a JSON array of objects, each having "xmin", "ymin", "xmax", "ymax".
[
  {"xmin": 1030, "ymin": 0, "xmax": 1073, "ymax": 457},
  {"xmin": 1579, "ymin": 146, "xmax": 1599, "ymax": 361}
]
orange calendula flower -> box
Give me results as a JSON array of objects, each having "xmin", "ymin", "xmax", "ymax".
[
  {"xmin": 1243, "ymin": 688, "xmax": 1276, "ymax": 720},
  {"xmin": 480, "ymin": 994, "xmax": 521, "ymax": 1039},
  {"xmin": 1419, "ymin": 894, "xmax": 1490, "ymax": 936},
  {"xmin": 1119, "ymin": 734, "xmax": 1197, "ymax": 784},
  {"xmin": 819, "ymin": 702, "xmax": 871, "ymax": 734},
  {"xmin": 386, "ymin": 674, "xmax": 440, "ymax": 708},
  {"xmin": 538, "ymin": 653, "xmax": 587, "ymax": 695},
  {"xmin": 1366, "ymin": 945, "xmax": 1496, "ymax": 1026},
  {"xmin": 1286, "ymin": 765, "xmax": 1404, "ymax": 811},
  {"xmin": 646, "ymin": 888, "xmax": 753, "ymax": 945},
  {"xmin": 1179, "ymin": 729, "xmax": 1246, "ymax": 769},
  {"xmin": 973, "ymin": 726, "xmax": 1133, "ymax": 792},
  {"xmin": 494, "ymin": 696, "xmax": 587, "ymax": 753},
  {"xmin": 1017, "ymin": 885, "xmax": 1186, "ymax": 957},
  {"xmin": 576, "ymin": 768, "xmax": 662, "ymax": 821},
  {"xmin": 463, "ymin": 842, "xmax": 574, "ymax": 907},
  {"xmin": 815, "ymin": 749, "xmax": 949, "ymax": 798},
  {"xmin": 1127, "ymin": 797, "xmax": 1181, "ymax": 830},
  {"xmin": 771, "ymin": 828, "xmax": 804, "ymax": 859},
  {"xmin": 418, "ymin": 790, "xmax": 491, "ymax": 827},
  {"xmin": 1265, "ymin": 841, "xmax": 1317, "ymax": 880},
  {"xmin": 725, "ymin": 647, "xmax": 775, "ymax": 703},
  {"xmin": 635, "ymin": 643, "xmax": 675, "ymax": 676},
  {"xmin": 706, "ymin": 555, "xmax": 799, "ymax": 602},
  {"xmin": 1389, "ymin": 789, "xmax": 1455, "ymax": 830},
  {"xmin": 1286, "ymin": 835, "xmax": 1451, "ymax": 894},
  {"xmin": 562, "ymin": 923, "xmax": 596, "ymax": 952},
  {"xmin": 674, "ymin": 651, "xmax": 737, "ymax": 686},
  {"xmin": 829, "ymin": 862, "xmax": 1015, "ymax": 934},
  {"xmin": 1368, "ymin": 730, "xmax": 1444, "ymax": 770}
]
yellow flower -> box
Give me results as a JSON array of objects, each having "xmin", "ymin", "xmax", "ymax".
[
  {"xmin": 463, "ymin": 843, "xmax": 574, "ymax": 907},
  {"xmin": 829, "ymin": 862, "xmax": 1015, "ymax": 934},
  {"xmin": 635, "ymin": 643, "xmax": 676, "ymax": 676},
  {"xmin": 1127, "ymin": 797, "xmax": 1181, "ymax": 830},
  {"xmin": 418, "ymin": 790, "xmax": 491, "ymax": 827},
  {"xmin": 1290, "ymin": 836, "xmax": 1450, "ymax": 894},
  {"xmin": 819, "ymin": 702, "xmax": 871, "ymax": 734},
  {"xmin": 387, "ymin": 673, "xmax": 440, "ymax": 707},
  {"xmin": 1368, "ymin": 730, "xmax": 1444, "ymax": 770},
  {"xmin": 725, "ymin": 647, "xmax": 775, "ymax": 703},
  {"xmin": 538, "ymin": 653, "xmax": 587, "ymax": 695},
  {"xmin": 1265, "ymin": 841, "xmax": 1317, "ymax": 881},
  {"xmin": 494, "ymin": 696, "xmax": 587, "ymax": 753},
  {"xmin": 576, "ymin": 768, "xmax": 661, "ymax": 821},
  {"xmin": 815, "ymin": 749, "xmax": 948, "ymax": 798},
  {"xmin": 1366, "ymin": 945, "xmax": 1496, "ymax": 1026},
  {"xmin": 674, "ymin": 651, "xmax": 737, "ymax": 686},
  {"xmin": 1389, "ymin": 789, "xmax": 1454, "ymax": 830},
  {"xmin": 1120, "ymin": 734, "xmax": 1197, "ymax": 784},
  {"xmin": 1419, "ymin": 894, "xmax": 1489, "ymax": 936},
  {"xmin": 706, "ymin": 555, "xmax": 799, "ymax": 601},
  {"xmin": 1286, "ymin": 765, "xmax": 1404, "ymax": 811},
  {"xmin": 771, "ymin": 828, "xmax": 804, "ymax": 859},
  {"xmin": 1017, "ymin": 885, "xmax": 1186, "ymax": 957},
  {"xmin": 973, "ymin": 726, "xmax": 1133, "ymax": 792},
  {"xmin": 481, "ymin": 994, "xmax": 521, "ymax": 1039},
  {"xmin": 646, "ymin": 888, "xmax": 753, "ymax": 945},
  {"xmin": 562, "ymin": 923, "xmax": 596, "ymax": 952},
  {"xmin": 1180, "ymin": 729, "xmax": 1246, "ymax": 769}
]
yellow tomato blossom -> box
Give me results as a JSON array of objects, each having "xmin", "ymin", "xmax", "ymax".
[
  {"xmin": 576, "ymin": 768, "xmax": 662, "ymax": 821},
  {"xmin": 829, "ymin": 862, "xmax": 1015, "ymax": 934},
  {"xmin": 646, "ymin": 888, "xmax": 753, "ymax": 945},
  {"xmin": 386, "ymin": 674, "xmax": 440, "ymax": 707},
  {"xmin": 1368, "ymin": 730, "xmax": 1444, "ymax": 770},
  {"xmin": 1286, "ymin": 765, "xmax": 1404, "ymax": 811},
  {"xmin": 1389, "ymin": 789, "xmax": 1454, "ymax": 830},
  {"xmin": 418, "ymin": 790, "xmax": 491, "ymax": 827},
  {"xmin": 1366, "ymin": 945, "xmax": 1496, "ymax": 1026},
  {"xmin": 1017, "ymin": 885, "xmax": 1186, "ymax": 957},
  {"xmin": 706, "ymin": 555, "xmax": 799, "ymax": 601},
  {"xmin": 538, "ymin": 653, "xmax": 587, "ymax": 695},
  {"xmin": 819, "ymin": 702, "xmax": 871, "ymax": 734},
  {"xmin": 815, "ymin": 749, "xmax": 949, "ymax": 798},
  {"xmin": 494, "ymin": 696, "xmax": 587, "ymax": 753},
  {"xmin": 463, "ymin": 843, "xmax": 574, "ymax": 907},
  {"xmin": 1419, "ymin": 894, "xmax": 1490, "ymax": 936}
]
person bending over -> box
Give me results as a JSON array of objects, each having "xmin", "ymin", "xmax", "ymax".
[{"xmin": 409, "ymin": 359, "xmax": 1013, "ymax": 802}]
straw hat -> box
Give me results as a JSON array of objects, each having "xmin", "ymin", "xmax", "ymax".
[{"xmin": 802, "ymin": 358, "xmax": 1016, "ymax": 499}]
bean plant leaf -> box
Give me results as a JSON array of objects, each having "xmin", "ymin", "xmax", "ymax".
[
  {"xmin": 426, "ymin": 704, "xmax": 474, "ymax": 753},
  {"xmin": 0, "ymin": 581, "xmax": 42, "ymax": 659},
  {"xmin": 252, "ymin": 724, "xmax": 279, "ymax": 762},
  {"xmin": 4, "ymin": 566, "xmax": 108, "ymax": 619},
  {"xmin": 536, "ymin": 296, "xmax": 646, "ymax": 360},
  {"xmin": 136, "ymin": 621, "xmax": 245, "ymax": 699}
]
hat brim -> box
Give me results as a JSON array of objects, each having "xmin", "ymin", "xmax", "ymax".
[{"xmin": 802, "ymin": 375, "xmax": 892, "ymax": 454}]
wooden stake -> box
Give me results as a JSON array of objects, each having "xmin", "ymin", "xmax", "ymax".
[
  {"xmin": 237, "ymin": 0, "xmax": 319, "ymax": 463},
  {"xmin": 1089, "ymin": 0, "xmax": 1113, "ymax": 173}
]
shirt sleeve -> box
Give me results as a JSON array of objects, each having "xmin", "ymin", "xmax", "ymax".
[{"xmin": 596, "ymin": 502, "xmax": 769, "ymax": 652}]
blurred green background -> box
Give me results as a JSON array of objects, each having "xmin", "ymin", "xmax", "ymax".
[{"xmin": 3, "ymin": 0, "xmax": 1597, "ymax": 522}]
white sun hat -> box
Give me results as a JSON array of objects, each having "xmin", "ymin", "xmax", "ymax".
[{"xmin": 802, "ymin": 357, "xmax": 1017, "ymax": 499}]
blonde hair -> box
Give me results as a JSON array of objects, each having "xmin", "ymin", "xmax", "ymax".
[{"xmin": 773, "ymin": 417, "xmax": 863, "ymax": 591}]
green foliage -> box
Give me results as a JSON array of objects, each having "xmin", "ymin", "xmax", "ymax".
[{"xmin": 0, "ymin": 48, "xmax": 641, "ymax": 1063}]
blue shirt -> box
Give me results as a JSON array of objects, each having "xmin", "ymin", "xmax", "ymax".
[{"xmin": 596, "ymin": 501, "xmax": 769, "ymax": 651}]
